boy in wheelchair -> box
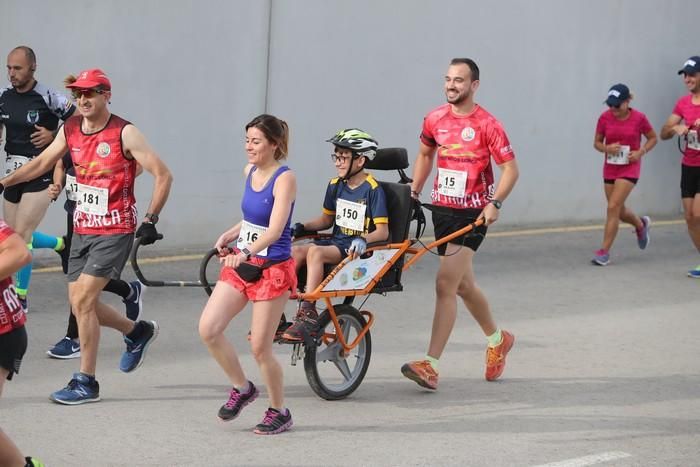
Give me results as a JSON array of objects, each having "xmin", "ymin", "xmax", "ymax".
[{"xmin": 282, "ymin": 129, "xmax": 390, "ymax": 341}]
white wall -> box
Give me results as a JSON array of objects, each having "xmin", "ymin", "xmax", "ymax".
[{"xmin": 2, "ymin": 0, "xmax": 695, "ymax": 249}]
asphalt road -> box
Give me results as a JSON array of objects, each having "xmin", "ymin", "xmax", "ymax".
[{"xmin": 2, "ymin": 220, "xmax": 699, "ymax": 466}]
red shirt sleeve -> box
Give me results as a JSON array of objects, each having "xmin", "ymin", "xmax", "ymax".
[
  {"xmin": 595, "ymin": 113, "xmax": 607, "ymax": 137},
  {"xmin": 419, "ymin": 117, "xmax": 437, "ymax": 147},
  {"xmin": 486, "ymin": 120, "xmax": 515, "ymax": 164}
]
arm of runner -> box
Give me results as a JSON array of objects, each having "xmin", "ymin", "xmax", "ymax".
[
  {"xmin": 0, "ymin": 231, "xmax": 32, "ymax": 280},
  {"xmin": 479, "ymin": 158, "xmax": 519, "ymax": 226},
  {"xmin": 122, "ymin": 124, "xmax": 173, "ymax": 220},
  {"xmin": 660, "ymin": 113, "xmax": 685, "ymax": 140},
  {"xmin": 0, "ymin": 129, "xmax": 68, "ymax": 190},
  {"xmin": 246, "ymin": 170, "xmax": 297, "ymax": 258},
  {"xmin": 48, "ymin": 157, "xmax": 66, "ymax": 201},
  {"xmin": 215, "ymin": 221, "xmax": 242, "ymax": 254},
  {"xmin": 410, "ymin": 142, "xmax": 437, "ymax": 199},
  {"xmin": 629, "ymin": 128, "xmax": 658, "ymax": 163},
  {"xmin": 594, "ymin": 133, "xmax": 611, "ymax": 154}
]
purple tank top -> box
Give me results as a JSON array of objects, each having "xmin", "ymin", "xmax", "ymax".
[{"xmin": 241, "ymin": 165, "xmax": 293, "ymax": 260}]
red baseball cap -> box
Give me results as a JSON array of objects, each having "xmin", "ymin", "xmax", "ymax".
[{"xmin": 66, "ymin": 68, "xmax": 111, "ymax": 90}]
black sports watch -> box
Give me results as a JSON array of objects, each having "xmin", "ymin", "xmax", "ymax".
[
  {"xmin": 490, "ymin": 199, "xmax": 503, "ymax": 209},
  {"xmin": 144, "ymin": 213, "xmax": 159, "ymax": 224},
  {"xmin": 241, "ymin": 248, "xmax": 252, "ymax": 260}
]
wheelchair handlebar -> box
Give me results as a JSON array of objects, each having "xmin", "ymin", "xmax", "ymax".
[{"xmin": 130, "ymin": 234, "xmax": 210, "ymax": 289}]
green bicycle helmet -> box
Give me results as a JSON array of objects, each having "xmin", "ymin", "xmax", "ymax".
[{"xmin": 327, "ymin": 128, "xmax": 378, "ymax": 160}]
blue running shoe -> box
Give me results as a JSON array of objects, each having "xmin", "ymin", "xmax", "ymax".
[
  {"xmin": 123, "ymin": 281, "xmax": 146, "ymax": 322},
  {"xmin": 636, "ymin": 216, "xmax": 651, "ymax": 250},
  {"xmin": 120, "ymin": 320, "xmax": 159, "ymax": 373},
  {"xmin": 591, "ymin": 249, "xmax": 610, "ymax": 266},
  {"xmin": 688, "ymin": 265, "xmax": 700, "ymax": 279},
  {"xmin": 50, "ymin": 373, "xmax": 100, "ymax": 405},
  {"xmin": 46, "ymin": 337, "xmax": 81, "ymax": 359}
]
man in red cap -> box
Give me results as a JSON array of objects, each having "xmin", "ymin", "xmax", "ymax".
[{"xmin": 0, "ymin": 68, "xmax": 173, "ymax": 404}]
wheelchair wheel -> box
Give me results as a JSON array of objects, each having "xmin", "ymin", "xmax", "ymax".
[
  {"xmin": 303, "ymin": 304, "xmax": 371, "ymax": 400},
  {"xmin": 199, "ymin": 248, "xmax": 220, "ymax": 296}
]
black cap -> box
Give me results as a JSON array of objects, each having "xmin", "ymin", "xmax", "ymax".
[
  {"xmin": 678, "ymin": 56, "xmax": 700, "ymax": 75},
  {"xmin": 605, "ymin": 83, "xmax": 630, "ymax": 107}
]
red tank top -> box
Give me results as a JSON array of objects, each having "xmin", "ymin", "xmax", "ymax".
[
  {"xmin": 0, "ymin": 221, "xmax": 25, "ymax": 335},
  {"xmin": 63, "ymin": 114, "xmax": 138, "ymax": 234}
]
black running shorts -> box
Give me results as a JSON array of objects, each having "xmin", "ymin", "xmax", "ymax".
[
  {"xmin": 3, "ymin": 169, "xmax": 54, "ymax": 204},
  {"xmin": 431, "ymin": 206, "xmax": 488, "ymax": 255},
  {"xmin": 681, "ymin": 164, "xmax": 700, "ymax": 198},
  {"xmin": 0, "ymin": 326, "xmax": 28, "ymax": 380}
]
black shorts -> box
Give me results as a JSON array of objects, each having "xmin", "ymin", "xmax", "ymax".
[
  {"xmin": 3, "ymin": 169, "xmax": 54, "ymax": 203},
  {"xmin": 0, "ymin": 326, "xmax": 28, "ymax": 380},
  {"xmin": 604, "ymin": 177, "xmax": 638, "ymax": 185},
  {"xmin": 681, "ymin": 164, "xmax": 700, "ymax": 198},
  {"xmin": 431, "ymin": 206, "xmax": 488, "ymax": 255}
]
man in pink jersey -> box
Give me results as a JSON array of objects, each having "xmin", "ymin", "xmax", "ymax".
[
  {"xmin": 0, "ymin": 69, "xmax": 173, "ymax": 404},
  {"xmin": 591, "ymin": 83, "xmax": 657, "ymax": 266},
  {"xmin": 401, "ymin": 58, "xmax": 520, "ymax": 390},
  {"xmin": 661, "ymin": 56, "xmax": 700, "ymax": 278},
  {"xmin": 0, "ymin": 218, "xmax": 44, "ymax": 466}
]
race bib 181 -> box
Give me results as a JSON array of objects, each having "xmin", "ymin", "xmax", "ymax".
[{"xmin": 76, "ymin": 183, "xmax": 108, "ymax": 216}]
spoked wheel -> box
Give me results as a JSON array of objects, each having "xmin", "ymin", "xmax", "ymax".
[
  {"xmin": 303, "ymin": 304, "xmax": 371, "ymax": 400},
  {"xmin": 199, "ymin": 248, "xmax": 220, "ymax": 296}
]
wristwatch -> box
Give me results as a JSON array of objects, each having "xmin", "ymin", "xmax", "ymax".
[
  {"xmin": 144, "ymin": 213, "xmax": 159, "ymax": 224},
  {"xmin": 490, "ymin": 199, "xmax": 503, "ymax": 209},
  {"xmin": 241, "ymin": 248, "xmax": 252, "ymax": 260}
]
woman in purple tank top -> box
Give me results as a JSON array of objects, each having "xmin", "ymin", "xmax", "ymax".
[{"xmin": 199, "ymin": 114, "xmax": 297, "ymax": 435}]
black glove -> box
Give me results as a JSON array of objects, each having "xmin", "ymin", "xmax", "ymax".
[
  {"xmin": 291, "ymin": 222, "xmax": 305, "ymax": 239},
  {"xmin": 135, "ymin": 222, "xmax": 160, "ymax": 245}
]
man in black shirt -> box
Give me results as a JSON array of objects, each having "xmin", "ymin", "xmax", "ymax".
[{"xmin": 0, "ymin": 46, "xmax": 73, "ymax": 307}]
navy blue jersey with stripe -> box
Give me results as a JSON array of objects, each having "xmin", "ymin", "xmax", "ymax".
[
  {"xmin": 322, "ymin": 173, "xmax": 388, "ymax": 242},
  {"xmin": 0, "ymin": 81, "xmax": 74, "ymax": 157}
]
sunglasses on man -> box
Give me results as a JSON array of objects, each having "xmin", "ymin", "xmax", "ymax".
[{"xmin": 70, "ymin": 88, "xmax": 106, "ymax": 100}]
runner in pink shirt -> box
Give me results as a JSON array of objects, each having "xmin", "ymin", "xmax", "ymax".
[
  {"xmin": 660, "ymin": 56, "xmax": 700, "ymax": 277},
  {"xmin": 592, "ymin": 83, "xmax": 657, "ymax": 266},
  {"xmin": 401, "ymin": 58, "xmax": 520, "ymax": 390}
]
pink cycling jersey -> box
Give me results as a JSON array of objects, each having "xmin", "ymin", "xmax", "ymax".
[
  {"xmin": 672, "ymin": 95, "xmax": 700, "ymax": 167},
  {"xmin": 420, "ymin": 103, "xmax": 515, "ymax": 209},
  {"xmin": 595, "ymin": 108, "xmax": 653, "ymax": 179}
]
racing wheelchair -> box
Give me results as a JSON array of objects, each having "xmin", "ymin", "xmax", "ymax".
[{"xmin": 130, "ymin": 147, "xmax": 483, "ymax": 400}]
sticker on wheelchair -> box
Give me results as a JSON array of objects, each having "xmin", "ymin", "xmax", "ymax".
[
  {"xmin": 322, "ymin": 248, "xmax": 400, "ymax": 291},
  {"xmin": 606, "ymin": 145, "xmax": 630, "ymax": 165}
]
